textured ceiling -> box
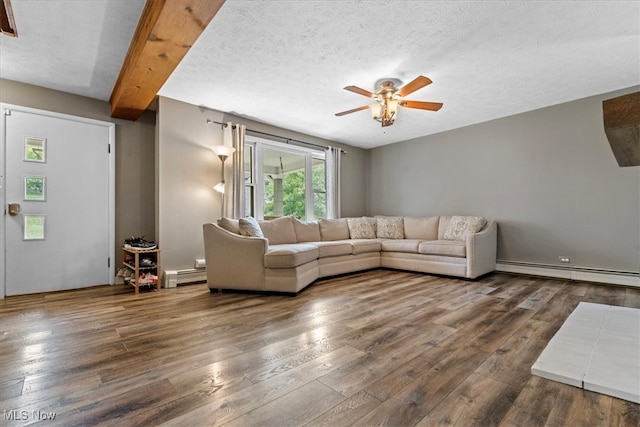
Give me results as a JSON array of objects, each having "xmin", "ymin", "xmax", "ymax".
[
  {"xmin": 1, "ymin": 1, "xmax": 639, "ymax": 149},
  {"xmin": 0, "ymin": 0, "xmax": 146, "ymax": 100}
]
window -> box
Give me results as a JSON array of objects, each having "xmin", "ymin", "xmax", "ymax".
[
  {"xmin": 243, "ymin": 145, "xmax": 254, "ymax": 218},
  {"xmin": 244, "ymin": 137, "xmax": 326, "ymax": 220},
  {"xmin": 312, "ymin": 157, "xmax": 326, "ymax": 219}
]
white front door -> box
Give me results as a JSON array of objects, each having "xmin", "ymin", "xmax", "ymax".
[{"xmin": 1, "ymin": 104, "xmax": 115, "ymax": 297}]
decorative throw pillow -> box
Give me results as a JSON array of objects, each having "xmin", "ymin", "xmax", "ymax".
[
  {"xmin": 217, "ymin": 217, "xmax": 240, "ymax": 234},
  {"xmin": 346, "ymin": 217, "xmax": 377, "ymax": 239},
  {"xmin": 376, "ymin": 216, "xmax": 404, "ymax": 239},
  {"xmin": 239, "ymin": 217, "xmax": 264, "ymax": 238},
  {"xmin": 443, "ymin": 216, "xmax": 487, "ymax": 241}
]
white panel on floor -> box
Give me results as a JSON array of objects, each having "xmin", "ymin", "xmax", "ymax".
[{"xmin": 532, "ymin": 302, "xmax": 640, "ymax": 404}]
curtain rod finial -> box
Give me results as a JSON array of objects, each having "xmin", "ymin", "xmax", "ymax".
[{"xmin": 206, "ymin": 119, "xmax": 228, "ymax": 129}]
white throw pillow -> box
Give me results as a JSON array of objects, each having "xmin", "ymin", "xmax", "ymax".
[
  {"xmin": 346, "ymin": 217, "xmax": 377, "ymax": 239},
  {"xmin": 376, "ymin": 216, "xmax": 404, "ymax": 239},
  {"xmin": 239, "ymin": 217, "xmax": 264, "ymax": 238},
  {"xmin": 443, "ymin": 216, "xmax": 487, "ymax": 241}
]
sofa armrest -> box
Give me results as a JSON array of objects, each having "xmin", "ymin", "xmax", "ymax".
[
  {"xmin": 203, "ymin": 223, "xmax": 269, "ymax": 290},
  {"xmin": 465, "ymin": 221, "xmax": 497, "ymax": 278}
]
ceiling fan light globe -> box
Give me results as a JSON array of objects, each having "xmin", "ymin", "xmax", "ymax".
[
  {"xmin": 371, "ymin": 104, "xmax": 382, "ymax": 120},
  {"xmin": 388, "ymin": 99, "xmax": 399, "ymax": 116}
]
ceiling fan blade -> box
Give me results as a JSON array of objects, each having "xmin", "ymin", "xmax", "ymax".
[
  {"xmin": 399, "ymin": 100, "xmax": 443, "ymax": 111},
  {"xmin": 335, "ymin": 105, "xmax": 372, "ymax": 116},
  {"xmin": 344, "ymin": 85, "xmax": 375, "ymax": 98},
  {"xmin": 398, "ymin": 76, "xmax": 432, "ymax": 97}
]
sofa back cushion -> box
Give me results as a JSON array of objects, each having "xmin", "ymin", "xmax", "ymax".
[
  {"xmin": 376, "ymin": 216, "xmax": 404, "ymax": 239},
  {"xmin": 259, "ymin": 216, "xmax": 297, "ymax": 245},
  {"xmin": 292, "ymin": 217, "xmax": 321, "ymax": 242},
  {"xmin": 346, "ymin": 217, "xmax": 377, "ymax": 239},
  {"xmin": 218, "ymin": 217, "xmax": 240, "ymax": 234},
  {"xmin": 403, "ymin": 216, "xmax": 439, "ymax": 240},
  {"xmin": 319, "ymin": 218, "xmax": 350, "ymax": 241}
]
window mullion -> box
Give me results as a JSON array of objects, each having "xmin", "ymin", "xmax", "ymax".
[
  {"xmin": 305, "ymin": 153, "xmax": 313, "ymax": 220},
  {"xmin": 254, "ymin": 142, "xmax": 264, "ymax": 220}
]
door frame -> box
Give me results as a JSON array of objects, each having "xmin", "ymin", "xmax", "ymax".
[{"xmin": 0, "ymin": 103, "xmax": 116, "ymax": 299}]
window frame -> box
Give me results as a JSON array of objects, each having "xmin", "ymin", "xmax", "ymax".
[{"xmin": 244, "ymin": 136, "xmax": 325, "ymax": 220}]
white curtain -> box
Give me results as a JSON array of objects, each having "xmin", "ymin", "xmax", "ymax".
[
  {"xmin": 231, "ymin": 124, "xmax": 246, "ymax": 219},
  {"xmin": 222, "ymin": 122, "xmax": 246, "ymax": 219},
  {"xmin": 325, "ymin": 146, "xmax": 342, "ymax": 219}
]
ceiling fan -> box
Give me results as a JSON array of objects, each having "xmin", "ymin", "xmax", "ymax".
[{"xmin": 335, "ymin": 75, "xmax": 442, "ymax": 127}]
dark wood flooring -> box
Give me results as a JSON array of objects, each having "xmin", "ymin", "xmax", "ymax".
[{"xmin": 1, "ymin": 270, "xmax": 639, "ymax": 426}]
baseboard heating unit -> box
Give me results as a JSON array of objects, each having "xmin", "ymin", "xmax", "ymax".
[
  {"xmin": 164, "ymin": 268, "xmax": 207, "ymax": 288},
  {"xmin": 496, "ymin": 261, "xmax": 639, "ymax": 288}
]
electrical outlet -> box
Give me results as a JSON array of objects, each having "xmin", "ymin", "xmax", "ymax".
[
  {"xmin": 194, "ymin": 258, "xmax": 206, "ymax": 268},
  {"xmin": 559, "ymin": 256, "xmax": 571, "ymax": 263}
]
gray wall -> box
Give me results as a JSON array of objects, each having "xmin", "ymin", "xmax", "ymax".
[
  {"xmin": 368, "ymin": 87, "xmax": 640, "ymax": 273},
  {"xmin": 156, "ymin": 96, "xmax": 367, "ymax": 272},
  {"xmin": 0, "ymin": 79, "xmax": 156, "ymax": 268},
  {"xmin": 10, "ymin": 78, "xmax": 631, "ymax": 276}
]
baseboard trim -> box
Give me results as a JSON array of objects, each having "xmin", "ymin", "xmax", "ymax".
[
  {"xmin": 164, "ymin": 269, "xmax": 207, "ymax": 288},
  {"xmin": 496, "ymin": 261, "xmax": 639, "ymax": 288}
]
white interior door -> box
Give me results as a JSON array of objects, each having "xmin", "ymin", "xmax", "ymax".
[{"xmin": 1, "ymin": 104, "xmax": 115, "ymax": 297}]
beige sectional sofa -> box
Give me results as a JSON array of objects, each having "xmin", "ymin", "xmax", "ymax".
[{"xmin": 203, "ymin": 215, "xmax": 497, "ymax": 293}]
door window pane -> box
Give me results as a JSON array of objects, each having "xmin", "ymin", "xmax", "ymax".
[{"xmin": 24, "ymin": 214, "xmax": 46, "ymax": 240}]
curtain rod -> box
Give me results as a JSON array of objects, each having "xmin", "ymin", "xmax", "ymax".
[{"xmin": 206, "ymin": 119, "xmax": 347, "ymax": 154}]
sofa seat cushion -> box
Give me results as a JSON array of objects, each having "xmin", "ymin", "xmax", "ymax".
[
  {"xmin": 418, "ymin": 240, "xmax": 466, "ymax": 258},
  {"xmin": 350, "ymin": 239, "xmax": 382, "ymax": 254},
  {"xmin": 310, "ymin": 240, "xmax": 353, "ymax": 258},
  {"xmin": 381, "ymin": 239, "xmax": 422, "ymax": 253},
  {"xmin": 264, "ymin": 244, "xmax": 319, "ymax": 268}
]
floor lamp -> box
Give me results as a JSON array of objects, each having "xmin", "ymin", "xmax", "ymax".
[{"xmin": 211, "ymin": 145, "xmax": 236, "ymax": 218}]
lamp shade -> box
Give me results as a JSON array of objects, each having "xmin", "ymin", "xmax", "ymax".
[
  {"xmin": 213, "ymin": 181, "xmax": 225, "ymax": 193},
  {"xmin": 210, "ymin": 145, "xmax": 236, "ymax": 157}
]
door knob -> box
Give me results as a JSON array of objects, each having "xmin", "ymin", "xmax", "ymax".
[{"xmin": 8, "ymin": 203, "xmax": 21, "ymax": 216}]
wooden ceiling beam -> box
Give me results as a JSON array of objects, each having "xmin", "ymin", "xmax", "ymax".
[
  {"xmin": 109, "ymin": 0, "xmax": 225, "ymax": 120},
  {"xmin": 0, "ymin": 0, "xmax": 18, "ymax": 37}
]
